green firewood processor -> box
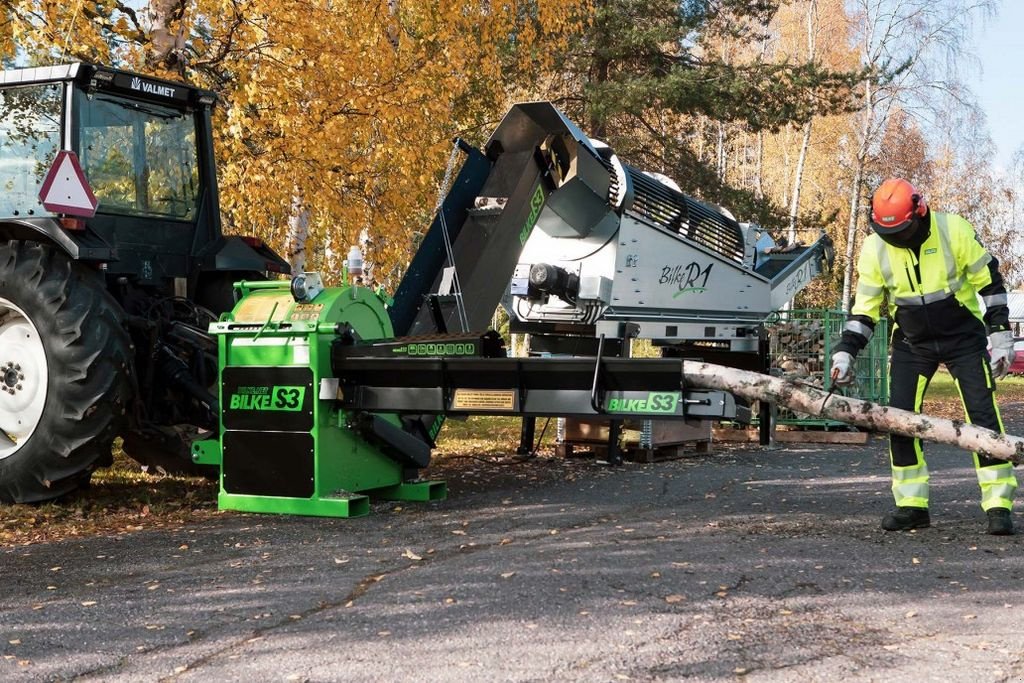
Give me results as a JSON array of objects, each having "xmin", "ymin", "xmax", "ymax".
[{"xmin": 193, "ymin": 104, "xmax": 833, "ymax": 517}]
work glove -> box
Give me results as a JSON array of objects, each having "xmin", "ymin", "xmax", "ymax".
[
  {"xmin": 830, "ymin": 351, "xmax": 855, "ymax": 386},
  {"xmin": 988, "ymin": 330, "xmax": 1016, "ymax": 380}
]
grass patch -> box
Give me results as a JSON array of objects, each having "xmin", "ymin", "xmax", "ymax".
[
  {"xmin": 922, "ymin": 370, "xmax": 1024, "ymax": 403},
  {"xmin": 434, "ymin": 415, "xmax": 542, "ymax": 456}
]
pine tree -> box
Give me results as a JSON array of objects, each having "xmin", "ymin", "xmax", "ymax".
[{"xmin": 554, "ymin": 0, "xmax": 869, "ymax": 228}]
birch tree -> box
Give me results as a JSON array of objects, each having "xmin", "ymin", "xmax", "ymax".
[{"xmin": 840, "ymin": 0, "xmax": 996, "ymax": 311}]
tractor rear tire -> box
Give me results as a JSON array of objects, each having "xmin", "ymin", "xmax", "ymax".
[{"xmin": 0, "ymin": 241, "xmax": 133, "ymax": 503}]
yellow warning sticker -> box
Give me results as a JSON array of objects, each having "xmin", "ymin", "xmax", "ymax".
[
  {"xmin": 452, "ymin": 389, "xmax": 516, "ymax": 411},
  {"xmin": 288, "ymin": 303, "xmax": 324, "ymax": 321},
  {"xmin": 233, "ymin": 293, "xmax": 293, "ymax": 323}
]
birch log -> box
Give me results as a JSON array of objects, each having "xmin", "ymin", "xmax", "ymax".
[{"xmin": 684, "ymin": 361, "xmax": 1024, "ymax": 465}]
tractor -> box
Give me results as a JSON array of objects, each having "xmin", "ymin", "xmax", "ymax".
[{"xmin": 0, "ymin": 63, "xmax": 288, "ymax": 503}]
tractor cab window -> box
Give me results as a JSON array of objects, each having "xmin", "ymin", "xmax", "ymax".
[
  {"xmin": 0, "ymin": 83, "xmax": 62, "ymax": 218},
  {"xmin": 75, "ymin": 91, "xmax": 199, "ymax": 220}
]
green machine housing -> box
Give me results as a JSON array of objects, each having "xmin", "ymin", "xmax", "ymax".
[{"xmin": 193, "ymin": 279, "xmax": 446, "ymax": 517}]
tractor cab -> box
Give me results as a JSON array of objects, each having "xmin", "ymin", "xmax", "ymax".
[
  {"xmin": 0, "ymin": 63, "xmax": 287, "ymax": 280},
  {"xmin": 0, "ymin": 64, "xmax": 289, "ymax": 503}
]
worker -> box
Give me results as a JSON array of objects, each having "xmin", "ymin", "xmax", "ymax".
[{"xmin": 831, "ymin": 178, "xmax": 1017, "ymax": 535}]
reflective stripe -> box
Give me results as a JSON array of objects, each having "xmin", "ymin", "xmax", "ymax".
[
  {"xmin": 977, "ymin": 464, "xmax": 1015, "ymax": 483},
  {"xmin": 935, "ymin": 213, "xmax": 960, "ymax": 286},
  {"xmin": 856, "ymin": 282, "xmax": 884, "ymax": 297},
  {"xmin": 976, "ymin": 463, "xmax": 1017, "ymax": 511},
  {"xmin": 844, "ymin": 320, "xmax": 873, "ymax": 339},
  {"xmin": 968, "ymin": 253, "xmax": 992, "ymax": 274},
  {"xmin": 875, "ymin": 238, "xmax": 893, "ymax": 285},
  {"xmin": 891, "ymin": 462, "xmax": 929, "ymax": 508},
  {"xmin": 894, "ymin": 290, "xmax": 958, "ymax": 306},
  {"xmin": 983, "ymin": 293, "xmax": 1008, "ymax": 307},
  {"xmin": 875, "ymin": 213, "xmax": 966, "ymax": 304}
]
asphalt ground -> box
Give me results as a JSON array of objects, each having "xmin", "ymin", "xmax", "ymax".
[{"xmin": 4, "ymin": 407, "xmax": 1024, "ymax": 682}]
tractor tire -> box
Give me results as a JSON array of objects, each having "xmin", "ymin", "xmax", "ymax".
[{"xmin": 0, "ymin": 241, "xmax": 133, "ymax": 503}]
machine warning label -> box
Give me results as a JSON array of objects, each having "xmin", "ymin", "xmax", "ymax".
[
  {"xmin": 605, "ymin": 391, "xmax": 681, "ymax": 414},
  {"xmin": 452, "ymin": 389, "xmax": 516, "ymax": 411},
  {"xmin": 288, "ymin": 303, "xmax": 324, "ymax": 321},
  {"xmin": 392, "ymin": 342, "xmax": 479, "ymax": 356},
  {"xmin": 229, "ymin": 385, "xmax": 307, "ymax": 411}
]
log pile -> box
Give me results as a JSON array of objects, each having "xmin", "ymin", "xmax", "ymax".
[{"xmin": 770, "ymin": 318, "xmax": 826, "ymax": 384}]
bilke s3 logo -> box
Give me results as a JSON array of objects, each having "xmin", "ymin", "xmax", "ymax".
[
  {"xmin": 606, "ymin": 392, "xmax": 680, "ymax": 414},
  {"xmin": 229, "ymin": 385, "xmax": 306, "ymax": 411}
]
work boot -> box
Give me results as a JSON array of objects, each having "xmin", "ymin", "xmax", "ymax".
[
  {"xmin": 881, "ymin": 507, "xmax": 930, "ymax": 531},
  {"xmin": 986, "ymin": 508, "xmax": 1014, "ymax": 536}
]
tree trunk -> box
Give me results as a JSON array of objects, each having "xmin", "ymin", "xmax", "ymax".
[
  {"xmin": 285, "ymin": 193, "xmax": 309, "ymax": 274},
  {"xmin": 841, "ymin": 158, "xmax": 864, "ymax": 312},
  {"xmin": 147, "ymin": 0, "xmax": 185, "ymax": 69},
  {"xmin": 788, "ymin": 119, "xmax": 812, "ymax": 244},
  {"xmin": 754, "ymin": 130, "xmax": 764, "ymax": 200},
  {"xmin": 685, "ymin": 361, "xmax": 1024, "ymax": 464},
  {"xmin": 787, "ymin": 0, "xmax": 816, "ymax": 245}
]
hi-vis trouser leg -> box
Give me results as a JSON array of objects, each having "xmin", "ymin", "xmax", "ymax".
[
  {"xmin": 888, "ymin": 344, "xmax": 938, "ymax": 508},
  {"xmin": 946, "ymin": 350, "xmax": 1017, "ymax": 511}
]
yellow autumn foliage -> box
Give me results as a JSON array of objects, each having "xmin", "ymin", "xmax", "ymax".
[{"xmin": 3, "ymin": 0, "xmax": 589, "ymax": 282}]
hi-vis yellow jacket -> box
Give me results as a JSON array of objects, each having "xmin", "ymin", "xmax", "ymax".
[{"xmin": 837, "ymin": 211, "xmax": 1009, "ymax": 357}]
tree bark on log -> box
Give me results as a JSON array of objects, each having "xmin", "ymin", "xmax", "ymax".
[{"xmin": 684, "ymin": 361, "xmax": 1024, "ymax": 465}]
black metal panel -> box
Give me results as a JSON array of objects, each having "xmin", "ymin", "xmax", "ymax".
[
  {"xmin": 526, "ymin": 334, "xmax": 624, "ymax": 357},
  {"xmin": 222, "ymin": 366, "xmax": 314, "ymax": 432},
  {"xmin": 335, "ymin": 356, "xmax": 685, "ymax": 393},
  {"xmin": 332, "ymin": 331, "xmax": 505, "ymax": 362},
  {"xmin": 356, "ymin": 414, "xmax": 432, "ymax": 468},
  {"xmin": 389, "ymin": 143, "xmax": 492, "ymax": 336},
  {"xmin": 354, "ymin": 387, "xmax": 446, "ymax": 412},
  {"xmin": 222, "ymin": 430, "xmax": 314, "ymax": 497},
  {"xmin": 405, "ymin": 149, "xmax": 549, "ymax": 336},
  {"xmin": 346, "ymin": 385, "xmax": 737, "ymax": 420}
]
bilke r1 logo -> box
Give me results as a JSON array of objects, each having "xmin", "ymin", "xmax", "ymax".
[{"xmin": 229, "ymin": 385, "xmax": 306, "ymax": 411}]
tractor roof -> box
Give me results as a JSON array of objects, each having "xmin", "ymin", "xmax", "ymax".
[{"xmin": 0, "ymin": 62, "xmax": 216, "ymax": 109}]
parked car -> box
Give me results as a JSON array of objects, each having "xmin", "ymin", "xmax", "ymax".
[{"xmin": 1010, "ymin": 338, "xmax": 1024, "ymax": 375}]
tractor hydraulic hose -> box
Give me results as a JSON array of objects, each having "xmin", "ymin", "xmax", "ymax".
[{"xmin": 156, "ymin": 345, "xmax": 219, "ymax": 415}]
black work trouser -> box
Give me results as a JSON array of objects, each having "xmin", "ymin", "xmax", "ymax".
[{"xmin": 889, "ymin": 339, "xmax": 1004, "ymax": 468}]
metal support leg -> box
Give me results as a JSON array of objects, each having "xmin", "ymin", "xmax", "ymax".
[
  {"xmin": 517, "ymin": 417, "xmax": 536, "ymax": 456},
  {"xmin": 607, "ymin": 420, "xmax": 623, "ymax": 466},
  {"xmin": 758, "ymin": 328, "xmax": 773, "ymax": 446}
]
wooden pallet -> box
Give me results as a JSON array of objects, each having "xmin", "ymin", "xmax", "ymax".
[
  {"xmin": 712, "ymin": 428, "xmax": 869, "ymax": 444},
  {"xmin": 555, "ymin": 439, "xmax": 713, "ymax": 462},
  {"xmin": 558, "ymin": 417, "xmax": 714, "ymax": 462}
]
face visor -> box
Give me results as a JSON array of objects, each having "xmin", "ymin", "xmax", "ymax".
[{"xmin": 872, "ymin": 212, "xmax": 929, "ymax": 248}]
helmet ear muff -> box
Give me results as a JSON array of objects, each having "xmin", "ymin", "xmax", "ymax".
[{"xmin": 911, "ymin": 193, "xmax": 927, "ymax": 217}]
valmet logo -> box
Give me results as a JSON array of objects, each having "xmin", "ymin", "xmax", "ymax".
[
  {"xmin": 229, "ymin": 385, "xmax": 306, "ymax": 411},
  {"xmin": 605, "ymin": 392, "xmax": 680, "ymax": 414}
]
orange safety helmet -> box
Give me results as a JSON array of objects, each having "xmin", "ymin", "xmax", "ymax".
[{"xmin": 870, "ymin": 178, "xmax": 928, "ymax": 237}]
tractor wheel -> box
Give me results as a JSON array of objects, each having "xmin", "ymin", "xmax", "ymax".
[{"xmin": 0, "ymin": 241, "xmax": 133, "ymax": 503}]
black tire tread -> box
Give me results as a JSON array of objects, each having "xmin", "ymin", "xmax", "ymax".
[{"xmin": 0, "ymin": 241, "xmax": 133, "ymax": 503}]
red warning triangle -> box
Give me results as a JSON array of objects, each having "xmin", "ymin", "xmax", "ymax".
[{"xmin": 38, "ymin": 150, "xmax": 99, "ymax": 217}]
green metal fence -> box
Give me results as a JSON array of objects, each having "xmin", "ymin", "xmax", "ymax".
[{"xmin": 763, "ymin": 308, "xmax": 889, "ymax": 427}]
